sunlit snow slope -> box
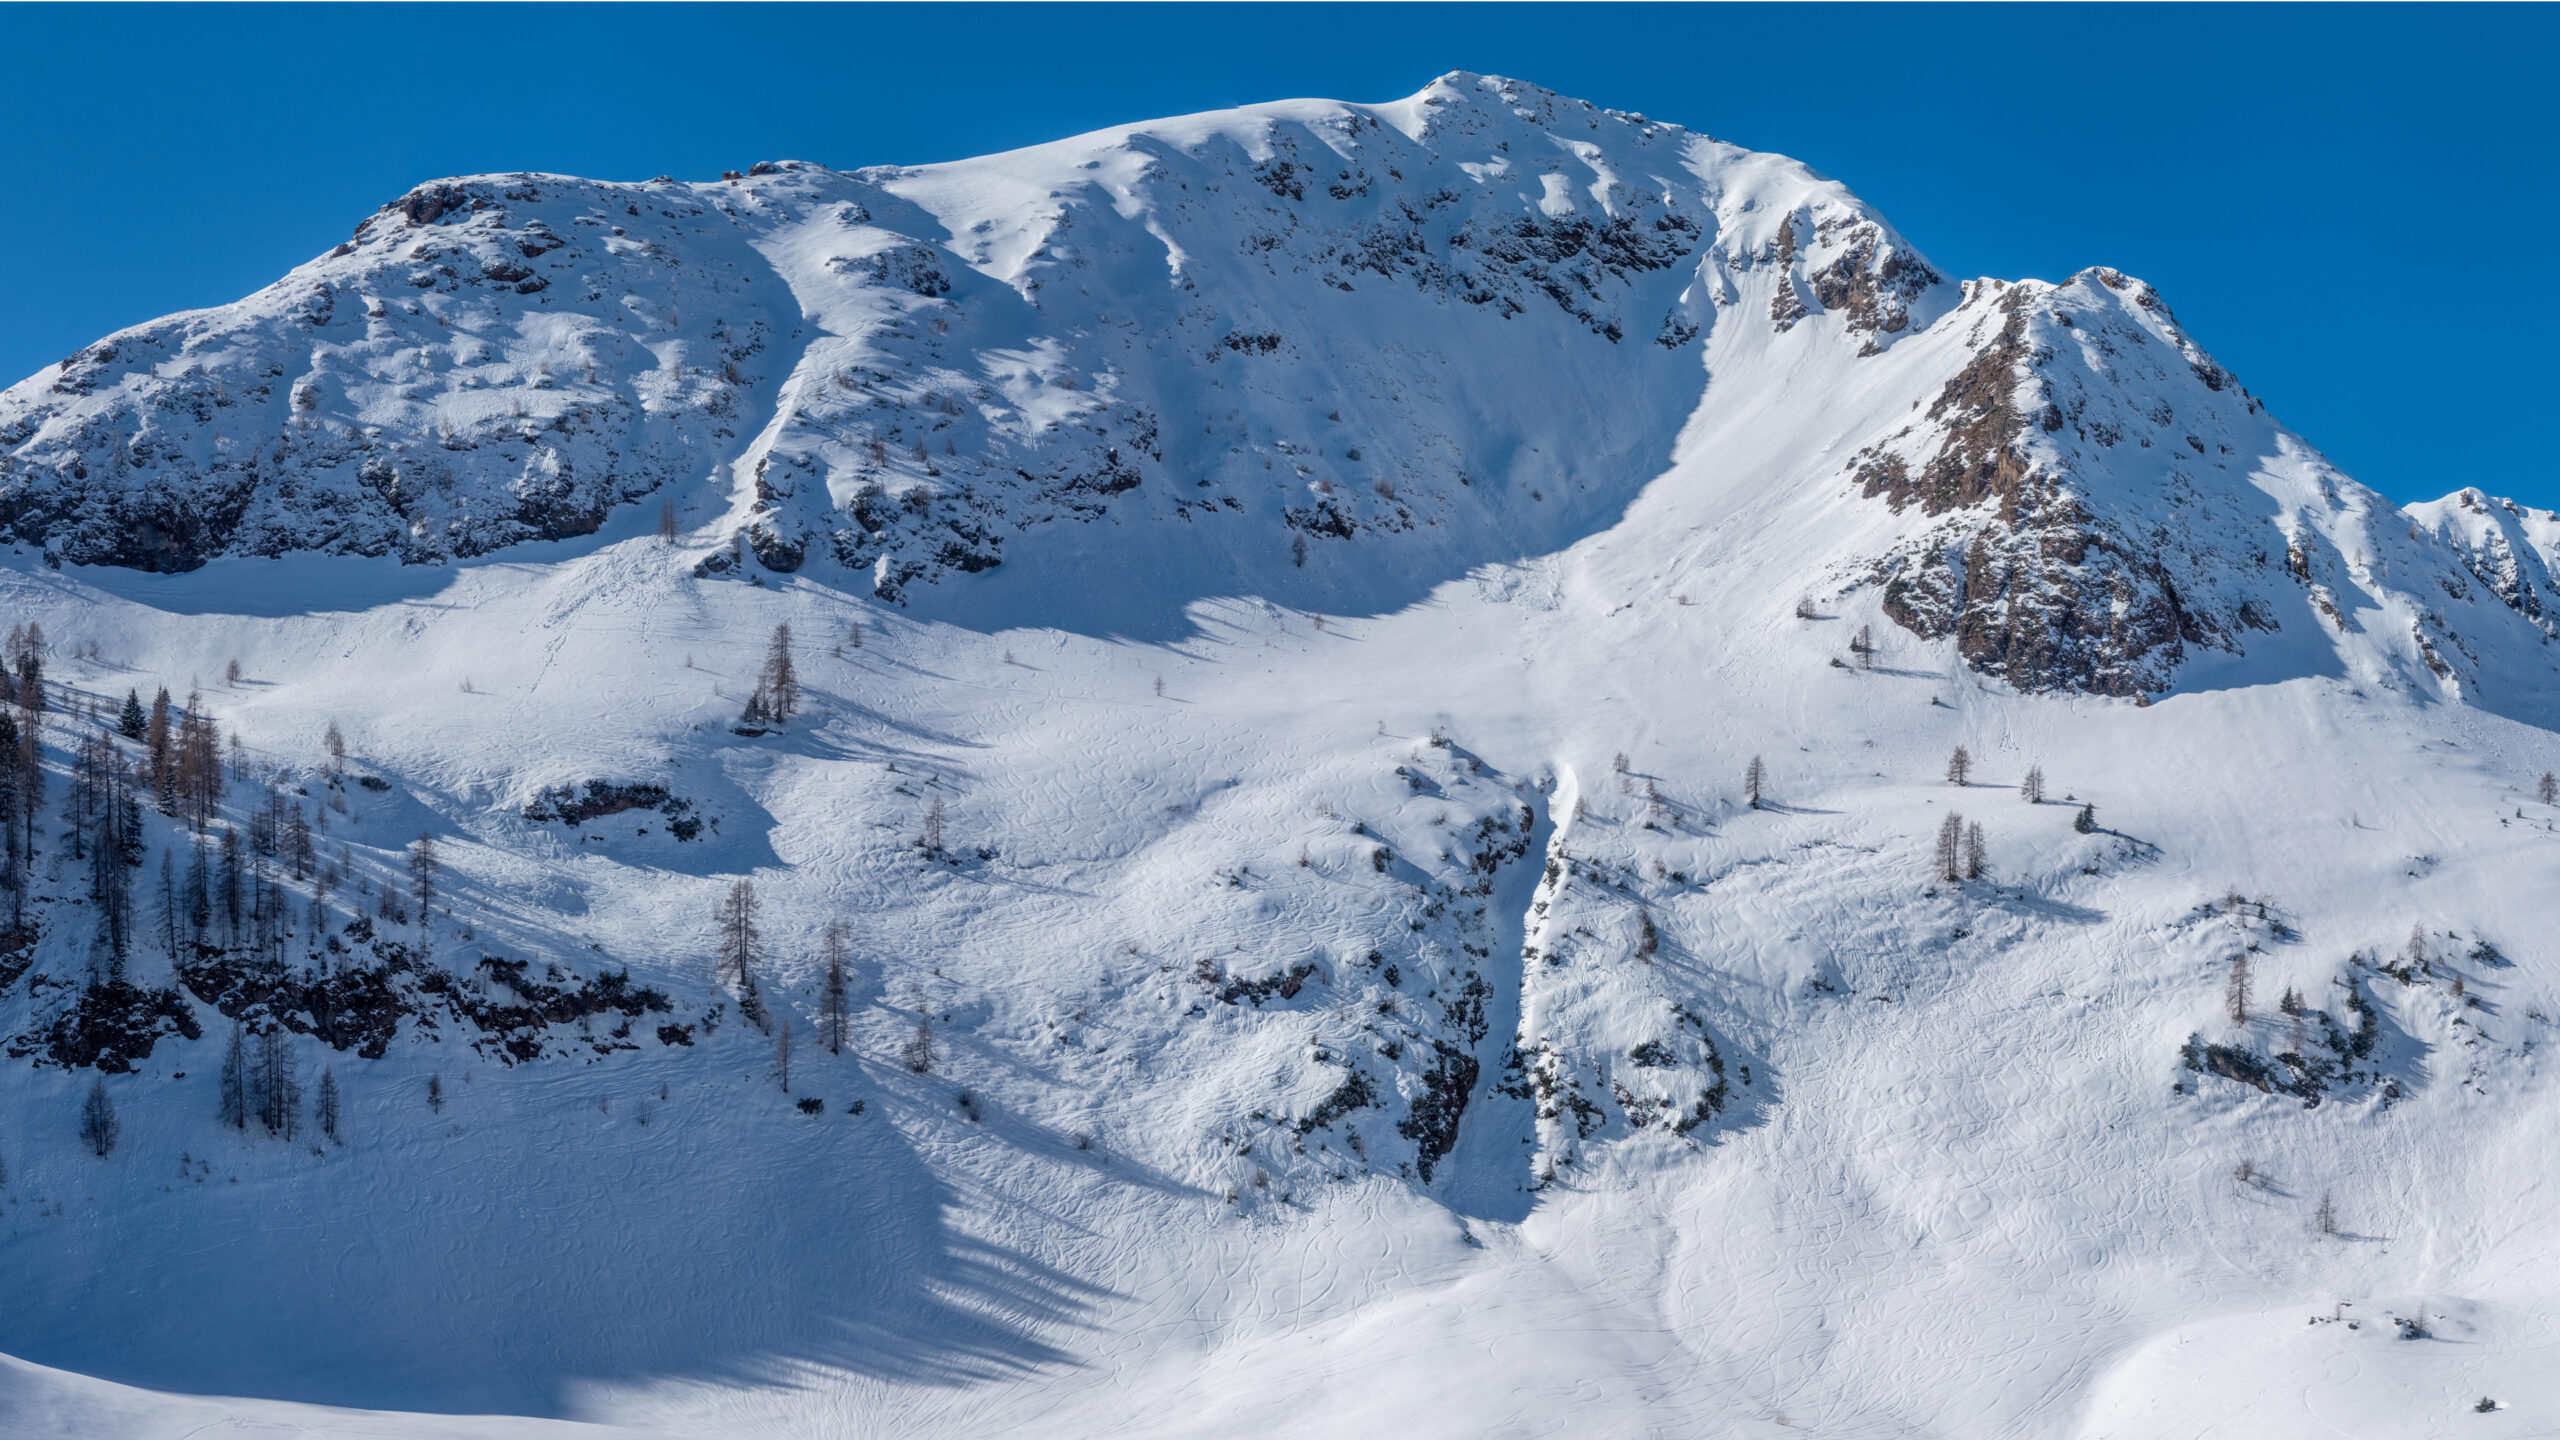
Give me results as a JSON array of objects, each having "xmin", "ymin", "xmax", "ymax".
[{"xmin": 6, "ymin": 73, "xmax": 2560, "ymax": 1440}]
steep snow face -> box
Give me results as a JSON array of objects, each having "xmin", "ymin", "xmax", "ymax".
[
  {"xmin": 0, "ymin": 75, "xmax": 1944, "ymax": 617},
  {"xmin": 2408, "ymin": 488, "xmax": 2560, "ymax": 630}
]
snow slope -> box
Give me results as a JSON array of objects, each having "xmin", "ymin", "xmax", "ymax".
[{"xmin": 6, "ymin": 74, "xmax": 2560, "ymax": 1439}]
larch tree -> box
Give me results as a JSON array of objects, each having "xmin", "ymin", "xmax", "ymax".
[
  {"xmin": 2541, "ymin": 771, "xmax": 2557, "ymax": 806},
  {"xmin": 775, "ymin": 1017, "xmax": 794, "ymax": 1093},
  {"xmin": 822, "ymin": 918, "xmax": 851, "ymax": 1054},
  {"xmin": 409, "ymin": 834, "xmax": 440, "ymax": 920},
  {"xmin": 2020, "ymin": 765, "xmax": 2045, "ymax": 804},
  {"xmin": 185, "ymin": 840, "xmax": 212, "ymax": 946},
  {"xmin": 1963, "ymin": 821, "xmax": 1987, "ymax": 880},
  {"xmin": 316, "ymin": 1067, "xmax": 341, "ymax": 1143},
  {"xmin": 218, "ymin": 1023, "xmax": 249, "ymax": 1130},
  {"xmin": 1744, "ymin": 756, "xmax": 1766, "ymax": 810},
  {"xmin": 2227, "ymin": 954, "xmax": 2252, "ymax": 1024},
  {"xmin": 286, "ymin": 807, "xmax": 313, "ymax": 881},
  {"xmin": 1933, "ymin": 812, "xmax": 1965, "ymax": 883},
  {"xmin": 903, "ymin": 1009, "xmax": 935, "ymax": 1074},
  {"xmin": 15, "ymin": 645, "xmax": 44, "ymax": 722},
  {"xmin": 158, "ymin": 852, "xmax": 180, "ymax": 960},
  {"xmin": 745, "ymin": 623, "xmax": 800, "ymax": 727},
  {"xmin": 1946, "ymin": 746, "xmax": 1971, "ymax": 786},
  {"xmin": 218, "ymin": 828, "xmax": 243, "ymax": 939},
  {"xmin": 716, "ymin": 878, "xmax": 762, "ymax": 1003},
  {"xmin": 79, "ymin": 1078, "xmax": 118, "ymax": 1158},
  {"xmin": 253, "ymin": 1027, "xmax": 300, "ymax": 1138}
]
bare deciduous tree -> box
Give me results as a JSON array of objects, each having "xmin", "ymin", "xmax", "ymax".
[
  {"xmin": 821, "ymin": 919, "xmax": 851, "ymax": 1054},
  {"xmin": 716, "ymin": 879, "xmax": 762, "ymax": 1002},
  {"xmin": 1934, "ymin": 812, "xmax": 1965, "ymax": 883},
  {"xmin": 316, "ymin": 1067, "xmax": 341, "ymax": 1143},
  {"xmin": 408, "ymin": 834, "xmax": 439, "ymax": 920},
  {"xmin": 902, "ymin": 1009, "xmax": 934, "ymax": 1074},
  {"xmin": 1946, "ymin": 746, "xmax": 1971, "ymax": 786},
  {"xmin": 2020, "ymin": 765, "xmax": 2045, "ymax": 804},
  {"xmin": 79, "ymin": 1078, "xmax": 118, "ymax": 1157},
  {"xmin": 1744, "ymin": 756, "xmax": 1766, "ymax": 810},
  {"xmin": 2227, "ymin": 954, "xmax": 2252, "ymax": 1024},
  {"xmin": 743, "ymin": 624, "xmax": 800, "ymax": 727}
]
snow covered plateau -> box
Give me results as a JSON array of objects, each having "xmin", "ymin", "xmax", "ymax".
[{"xmin": 5, "ymin": 72, "xmax": 2560, "ymax": 1438}]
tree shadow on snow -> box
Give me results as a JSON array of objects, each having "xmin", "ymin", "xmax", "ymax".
[{"xmin": 0, "ymin": 1050, "xmax": 1115, "ymax": 1420}]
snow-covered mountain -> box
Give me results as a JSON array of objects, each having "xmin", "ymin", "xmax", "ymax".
[{"xmin": 7, "ymin": 73, "xmax": 2560, "ymax": 1439}]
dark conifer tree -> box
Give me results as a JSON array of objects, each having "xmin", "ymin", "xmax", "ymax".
[
  {"xmin": 117, "ymin": 689, "xmax": 146, "ymax": 741},
  {"xmin": 145, "ymin": 687, "xmax": 173, "ymax": 785}
]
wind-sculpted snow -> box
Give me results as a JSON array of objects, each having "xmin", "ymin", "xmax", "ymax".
[{"xmin": 10, "ymin": 73, "xmax": 2560, "ymax": 1440}]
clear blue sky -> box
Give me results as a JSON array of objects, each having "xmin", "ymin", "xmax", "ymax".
[{"xmin": 2, "ymin": 3, "xmax": 2549, "ymax": 507}]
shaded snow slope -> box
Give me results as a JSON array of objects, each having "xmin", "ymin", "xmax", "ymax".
[{"xmin": 5, "ymin": 74, "xmax": 2560, "ymax": 1440}]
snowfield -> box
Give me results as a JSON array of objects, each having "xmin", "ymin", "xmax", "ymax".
[{"xmin": 5, "ymin": 73, "xmax": 2560, "ymax": 1439}]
